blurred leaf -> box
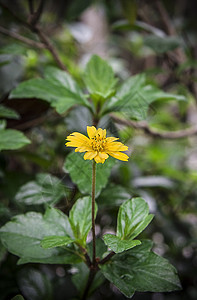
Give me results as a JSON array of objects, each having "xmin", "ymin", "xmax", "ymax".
[
  {"xmin": 100, "ymin": 240, "xmax": 181, "ymax": 297},
  {"xmin": 18, "ymin": 268, "xmax": 53, "ymax": 300},
  {"xmin": 0, "ymin": 207, "xmax": 81, "ymax": 264},
  {"xmin": 117, "ymin": 197, "xmax": 154, "ymax": 240},
  {"xmin": 41, "ymin": 235, "xmax": 74, "ymax": 249},
  {"xmin": 84, "ymin": 55, "xmax": 118, "ymax": 102},
  {"xmin": 11, "ymin": 296, "xmax": 25, "ymax": 300},
  {"xmin": 97, "ymin": 183, "xmax": 131, "ymax": 207},
  {"xmin": 144, "ymin": 35, "xmax": 182, "ymax": 54},
  {"xmin": 0, "ymin": 129, "xmax": 31, "ymax": 151},
  {"xmin": 9, "ymin": 67, "xmax": 89, "ymax": 114},
  {"xmin": 0, "ymin": 54, "xmax": 24, "ymax": 97},
  {"xmin": 0, "ymin": 104, "xmax": 20, "ymax": 119},
  {"xmin": 0, "ymin": 44, "xmax": 28, "ymax": 56},
  {"xmin": 0, "ymin": 240, "xmax": 6, "ymax": 264},
  {"xmin": 0, "ymin": 119, "xmax": 7, "ymax": 129},
  {"xmin": 69, "ymin": 196, "xmax": 97, "ymax": 246},
  {"xmin": 15, "ymin": 173, "xmax": 68, "ymax": 205},
  {"xmin": 103, "ymin": 234, "xmax": 141, "ymax": 253},
  {"xmin": 64, "ymin": 152, "xmax": 116, "ymax": 197}
]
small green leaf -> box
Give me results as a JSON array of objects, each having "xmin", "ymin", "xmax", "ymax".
[
  {"xmin": 0, "ymin": 207, "xmax": 81, "ymax": 264},
  {"xmin": 144, "ymin": 35, "xmax": 182, "ymax": 54},
  {"xmin": 41, "ymin": 235, "xmax": 74, "ymax": 249},
  {"xmin": 0, "ymin": 129, "xmax": 31, "ymax": 151},
  {"xmin": 84, "ymin": 55, "xmax": 117, "ymax": 101},
  {"xmin": 64, "ymin": 152, "xmax": 116, "ymax": 197},
  {"xmin": 15, "ymin": 173, "xmax": 68, "ymax": 205},
  {"xmin": 9, "ymin": 67, "xmax": 89, "ymax": 114},
  {"xmin": 0, "ymin": 104, "xmax": 20, "ymax": 119},
  {"xmin": 100, "ymin": 240, "xmax": 181, "ymax": 297},
  {"xmin": 69, "ymin": 196, "xmax": 97, "ymax": 246},
  {"xmin": 117, "ymin": 197, "xmax": 153, "ymax": 240},
  {"xmin": 103, "ymin": 234, "xmax": 141, "ymax": 253}
]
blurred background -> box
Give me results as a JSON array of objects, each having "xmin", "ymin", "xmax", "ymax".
[{"xmin": 0, "ymin": 0, "xmax": 197, "ymax": 299}]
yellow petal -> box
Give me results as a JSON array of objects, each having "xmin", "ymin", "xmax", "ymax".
[
  {"xmin": 99, "ymin": 152, "xmax": 109, "ymax": 159},
  {"xmin": 106, "ymin": 137, "xmax": 119, "ymax": 142},
  {"xmin": 84, "ymin": 151, "xmax": 97, "ymax": 160},
  {"xmin": 97, "ymin": 128, "xmax": 106, "ymax": 138},
  {"xmin": 87, "ymin": 126, "xmax": 97, "ymax": 138},
  {"xmin": 66, "ymin": 132, "xmax": 89, "ymax": 143},
  {"xmin": 106, "ymin": 141, "xmax": 128, "ymax": 151},
  {"xmin": 94, "ymin": 154, "xmax": 105, "ymax": 163},
  {"xmin": 108, "ymin": 152, "xmax": 129, "ymax": 161}
]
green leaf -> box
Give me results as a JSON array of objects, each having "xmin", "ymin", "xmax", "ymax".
[
  {"xmin": 117, "ymin": 197, "xmax": 154, "ymax": 240},
  {"xmin": 15, "ymin": 173, "xmax": 68, "ymax": 205},
  {"xmin": 144, "ymin": 35, "xmax": 182, "ymax": 54},
  {"xmin": 9, "ymin": 67, "xmax": 89, "ymax": 114},
  {"xmin": 100, "ymin": 240, "xmax": 181, "ymax": 297},
  {"xmin": 69, "ymin": 196, "xmax": 97, "ymax": 246},
  {"xmin": 103, "ymin": 234, "xmax": 141, "ymax": 253},
  {"xmin": 0, "ymin": 104, "xmax": 20, "ymax": 119},
  {"xmin": 18, "ymin": 268, "xmax": 53, "ymax": 300},
  {"xmin": 84, "ymin": 55, "xmax": 117, "ymax": 101},
  {"xmin": 108, "ymin": 74, "xmax": 186, "ymax": 120},
  {"xmin": 41, "ymin": 235, "xmax": 74, "ymax": 249},
  {"xmin": 0, "ymin": 129, "xmax": 31, "ymax": 151},
  {"xmin": 0, "ymin": 207, "xmax": 81, "ymax": 264},
  {"xmin": 97, "ymin": 183, "xmax": 131, "ymax": 207},
  {"xmin": 64, "ymin": 152, "xmax": 116, "ymax": 197},
  {"xmin": 11, "ymin": 296, "xmax": 25, "ymax": 300}
]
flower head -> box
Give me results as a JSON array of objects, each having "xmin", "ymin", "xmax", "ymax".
[{"xmin": 66, "ymin": 126, "xmax": 129, "ymax": 164}]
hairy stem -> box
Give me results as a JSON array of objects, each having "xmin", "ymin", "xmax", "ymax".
[{"xmin": 92, "ymin": 160, "xmax": 96, "ymax": 267}]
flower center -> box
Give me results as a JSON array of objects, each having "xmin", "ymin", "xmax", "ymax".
[{"xmin": 91, "ymin": 134, "xmax": 106, "ymax": 152}]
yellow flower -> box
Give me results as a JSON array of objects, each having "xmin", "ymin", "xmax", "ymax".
[{"xmin": 65, "ymin": 126, "xmax": 129, "ymax": 164}]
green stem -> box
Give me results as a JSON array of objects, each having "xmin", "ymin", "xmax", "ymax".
[{"xmin": 92, "ymin": 160, "xmax": 96, "ymax": 267}]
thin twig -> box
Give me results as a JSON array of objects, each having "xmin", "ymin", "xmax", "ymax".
[
  {"xmin": 81, "ymin": 269, "xmax": 96, "ymax": 300},
  {"xmin": 111, "ymin": 114, "xmax": 197, "ymax": 139},
  {"xmin": 91, "ymin": 161, "xmax": 96, "ymax": 267},
  {"xmin": 0, "ymin": 26, "xmax": 45, "ymax": 49},
  {"xmin": 99, "ymin": 251, "xmax": 115, "ymax": 265}
]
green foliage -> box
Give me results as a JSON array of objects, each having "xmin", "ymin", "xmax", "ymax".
[
  {"xmin": 64, "ymin": 152, "xmax": 116, "ymax": 197},
  {"xmin": 0, "ymin": 128, "xmax": 31, "ymax": 151},
  {"xmin": 9, "ymin": 67, "xmax": 89, "ymax": 114},
  {"xmin": 11, "ymin": 296, "xmax": 25, "ymax": 300},
  {"xmin": 0, "ymin": 207, "xmax": 81, "ymax": 265},
  {"xmin": 103, "ymin": 198, "xmax": 154, "ymax": 253},
  {"xmin": 144, "ymin": 35, "xmax": 182, "ymax": 54},
  {"xmin": 84, "ymin": 55, "xmax": 118, "ymax": 102},
  {"xmin": 15, "ymin": 173, "xmax": 68, "ymax": 205},
  {"xmin": 105, "ymin": 74, "xmax": 186, "ymax": 120},
  {"xmin": 0, "ymin": 104, "xmax": 20, "ymax": 119},
  {"xmin": 69, "ymin": 196, "xmax": 97, "ymax": 247},
  {"xmin": 100, "ymin": 240, "xmax": 182, "ymax": 297}
]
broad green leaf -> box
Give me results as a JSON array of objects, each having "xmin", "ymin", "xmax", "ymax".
[
  {"xmin": 9, "ymin": 67, "xmax": 89, "ymax": 114},
  {"xmin": 107, "ymin": 74, "xmax": 186, "ymax": 120},
  {"xmin": 84, "ymin": 55, "xmax": 117, "ymax": 101},
  {"xmin": 0, "ymin": 104, "xmax": 20, "ymax": 119},
  {"xmin": 103, "ymin": 234, "xmax": 141, "ymax": 253},
  {"xmin": 41, "ymin": 235, "xmax": 74, "ymax": 249},
  {"xmin": 15, "ymin": 173, "xmax": 68, "ymax": 205},
  {"xmin": 117, "ymin": 197, "xmax": 153, "ymax": 239},
  {"xmin": 17, "ymin": 268, "xmax": 53, "ymax": 300},
  {"xmin": 69, "ymin": 196, "xmax": 97, "ymax": 246},
  {"xmin": 0, "ymin": 207, "xmax": 81, "ymax": 264},
  {"xmin": 0, "ymin": 129, "xmax": 31, "ymax": 151},
  {"xmin": 144, "ymin": 35, "xmax": 182, "ymax": 54},
  {"xmin": 64, "ymin": 152, "xmax": 116, "ymax": 197},
  {"xmin": 100, "ymin": 240, "xmax": 181, "ymax": 297}
]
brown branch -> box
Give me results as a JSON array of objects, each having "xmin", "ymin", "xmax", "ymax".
[
  {"xmin": 0, "ymin": 26, "xmax": 45, "ymax": 49},
  {"xmin": 99, "ymin": 251, "xmax": 115, "ymax": 265},
  {"xmin": 111, "ymin": 114, "xmax": 197, "ymax": 139}
]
